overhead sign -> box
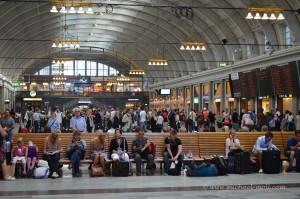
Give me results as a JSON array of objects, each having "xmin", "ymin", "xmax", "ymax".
[{"xmin": 13, "ymin": 82, "xmax": 20, "ymax": 87}]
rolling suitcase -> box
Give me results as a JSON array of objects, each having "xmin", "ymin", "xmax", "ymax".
[
  {"xmin": 262, "ymin": 150, "xmax": 281, "ymax": 174},
  {"xmin": 234, "ymin": 152, "xmax": 251, "ymax": 174},
  {"xmin": 112, "ymin": 161, "xmax": 129, "ymax": 177}
]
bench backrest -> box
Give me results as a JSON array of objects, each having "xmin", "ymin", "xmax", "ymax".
[{"xmin": 198, "ymin": 131, "xmax": 294, "ymax": 158}]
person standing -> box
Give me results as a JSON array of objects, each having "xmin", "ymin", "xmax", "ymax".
[
  {"xmin": 296, "ymin": 110, "xmax": 300, "ymax": 131},
  {"xmin": 139, "ymin": 107, "xmax": 147, "ymax": 132},
  {"xmin": 70, "ymin": 108, "xmax": 87, "ymax": 133},
  {"xmin": 0, "ymin": 110, "xmax": 15, "ymax": 142},
  {"xmin": 0, "ymin": 125, "xmax": 15, "ymax": 180},
  {"xmin": 231, "ymin": 108, "xmax": 239, "ymax": 132},
  {"xmin": 55, "ymin": 108, "xmax": 63, "ymax": 131},
  {"xmin": 121, "ymin": 109, "xmax": 133, "ymax": 133},
  {"xmin": 86, "ymin": 109, "xmax": 94, "ymax": 133},
  {"xmin": 33, "ymin": 108, "xmax": 42, "ymax": 133}
]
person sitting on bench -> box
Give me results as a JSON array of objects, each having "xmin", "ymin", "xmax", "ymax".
[
  {"xmin": 164, "ymin": 130, "xmax": 184, "ymax": 175},
  {"xmin": 43, "ymin": 133, "xmax": 62, "ymax": 179},
  {"xmin": 132, "ymin": 127, "xmax": 154, "ymax": 176},
  {"xmin": 252, "ymin": 131, "xmax": 273, "ymax": 173},
  {"xmin": 109, "ymin": 129, "xmax": 129, "ymax": 162},
  {"xmin": 0, "ymin": 125, "xmax": 15, "ymax": 181},
  {"xmin": 66, "ymin": 130, "xmax": 87, "ymax": 177},
  {"xmin": 285, "ymin": 130, "xmax": 300, "ymax": 172},
  {"xmin": 90, "ymin": 133, "xmax": 107, "ymax": 168}
]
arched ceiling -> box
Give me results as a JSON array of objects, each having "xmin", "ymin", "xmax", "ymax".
[{"xmin": 0, "ymin": 0, "xmax": 299, "ymax": 83}]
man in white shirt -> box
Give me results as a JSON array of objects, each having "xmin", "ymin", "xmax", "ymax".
[
  {"xmin": 55, "ymin": 108, "xmax": 63, "ymax": 131},
  {"xmin": 139, "ymin": 107, "xmax": 147, "ymax": 131},
  {"xmin": 252, "ymin": 132, "xmax": 273, "ymax": 173}
]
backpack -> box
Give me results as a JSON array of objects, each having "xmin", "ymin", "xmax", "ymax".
[
  {"xmin": 187, "ymin": 161, "xmax": 217, "ymax": 177},
  {"xmin": 211, "ymin": 156, "xmax": 227, "ymax": 176},
  {"xmin": 179, "ymin": 114, "xmax": 183, "ymax": 121},
  {"xmin": 148, "ymin": 142, "xmax": 157, "ymax": 157},
  {"xmin": 224, "ymin": 117, "xmax": 230, "ymax": 125},
  {"xmin": 168, "ymin": 112, "xmax": 175, "ymax": 121}
]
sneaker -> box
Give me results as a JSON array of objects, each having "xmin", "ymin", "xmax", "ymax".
[
  {"xmin": 68, "ymin": 164, "xmax": 73, "ymax": 170},
  {"xmin": 136, "ymin": 172, "xmax": 141, "ymax": 176},
  {"xmin": 22, "ymin": 171, "xmax": 27, "ymax": 175},
  {"xmin": 75, "ymin": 173, "xmax": 80, "ymax": 177},
  {"xmin": 163, "ymin": 173, "xmax": 169, "ymax": 176},
  {"xmin": 259, "ymin": 169, "xmax": 263, "ymax": 173},
  {"xmin": 4, "ymin": 176, "xmax": 15, "ymax": 181},
  {"xmin": 51, "ymin": 172, "xmax": 59, "ymax": 179}
]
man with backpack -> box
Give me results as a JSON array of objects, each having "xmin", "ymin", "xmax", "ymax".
[
  {"xmin": 163, "ymin": 130, "xmax": 183, "ymax": 175},
  {"xmin": 132, "ymin": 127, "xmax": 154, "ymax": 176}
]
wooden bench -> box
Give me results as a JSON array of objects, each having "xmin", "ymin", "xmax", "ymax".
[{"xmin": 198, "ymin": 132, "xmax": 294, "ymax": 160}]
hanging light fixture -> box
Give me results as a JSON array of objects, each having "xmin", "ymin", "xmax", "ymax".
[
  {"xmin": 50, "ymin": 1, "xmax": 93, "ymax": 14},
  {"xmin": 51, "ymin": 43, "xmax": 57, "ymax": 48},
  {"xmin": 261, "ymin": 13, "xmax": 269, "ymax": 20},
  {"xmin": 269, "ymin": 13, "xmax": 277, "ymax": 20},
  {"xmin": 148, "ymin": 59, "xmax": 168, "ymax": 66},
  {"xmin": 75, "ymin": 43, "xmax": 80, "ymax": 49},
  {"xmin": 86, "ymin": 7, "xmax": 93, "ymax": 14},
  {"xmin": 254, "ymin": 13, "xmax": 261, "ymax": 19},
  {"xmin": 77, "ymin": 6, "xmax": 85, "ymax": 13},
  {"xmin": 277, "ymin": 13, "xmax": 285, "ymax": 20},
  {"xmin": 246, "ymin": 12, "xmax": 253, "ymax": 19},
  {"xmin": 246, "ymin": 7, "xmax": 285, "ymax": 21},
  {"xmin": 180, "ymin": 42, "xmax": 206, "ymax": 51},
  {"xmin": 50, "ymin": 5, "xmax": 58, "ymax": 13},
  {"xmin": 69, "ymin": 6, "xmax": 76, "ymax": 14},
  {"xmin": 60, "ymin": 5, "xmax": 68, "ymax": 13}
]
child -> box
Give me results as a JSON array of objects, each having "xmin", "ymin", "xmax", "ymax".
[
  {"xmin": 12, "ymin": 137, "xmax": 27, "ymax": 176},
  {"xmin": 26, "ymin": 141, "xmax": 38, "ymax": 173}
]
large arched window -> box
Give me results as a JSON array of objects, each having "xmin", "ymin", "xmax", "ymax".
[{"xmin": 35, "ymin": 60, "xmax": 120, "ymax": 76}]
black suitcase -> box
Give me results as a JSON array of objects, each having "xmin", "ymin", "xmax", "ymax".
[
  {"xmin": 262, "ymin": 150, "xmax": 281, "ymax": 174},
  {"xmin": 234, "ymin": 152, "xmax": 251, "ymax": 174},
  {"xmin": 112, "ymin": 161, "xmax": 129, "ymax": 177},
  {"xmin": 226, "ymin": 155, "xmax": 235, "ymax": 173},
  {"xmin": 211, "ymin": 156, "xmax": 227, "ymax": 176}
]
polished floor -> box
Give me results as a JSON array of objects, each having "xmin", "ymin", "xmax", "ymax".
[{"xmin": 1, "ymin": 170, "xmax": 300, "ymax": 199}]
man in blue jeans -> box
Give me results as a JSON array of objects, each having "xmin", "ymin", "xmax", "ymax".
[
  {"xmin": 164, "ymin": 130, "xmax": 184, "ymax": 175},
  {"xmin": 66, "ymin": 130, "xmax": 87, "ymax": 177}
]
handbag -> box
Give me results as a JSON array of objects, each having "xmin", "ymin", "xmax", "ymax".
[
  {"xmin": 37, "ymin": 160, "xmax": 49, "ymax": 168},
  {"xmin": 90, "ymin": 164, "xmax": 104, "ymax": 177},
  {"xmin": 34, "ymin": 167, "xmax": 49, "ymax": 179}
]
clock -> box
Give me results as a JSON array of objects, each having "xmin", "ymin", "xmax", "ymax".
[{"xmin": 30, "ymin": 91, "xmax": 36, "ymax": 97}]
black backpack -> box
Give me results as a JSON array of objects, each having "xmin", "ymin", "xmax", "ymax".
[{"xmin": 211, "ymin": 156, "xmax": 227, "ymax": 176}]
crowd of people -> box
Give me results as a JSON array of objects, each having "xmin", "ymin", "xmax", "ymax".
[{"xmin": 14, "ymin": 106, "xmax": 300, "ymax": 134}]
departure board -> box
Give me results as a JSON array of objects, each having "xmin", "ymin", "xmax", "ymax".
[
  {"xmin": 271, "ymin": 61, "xmax": 300, "ymax": 95},
  {"xmin": 229, "ymin": 73, "xmax": 241, "ymax": 98},
  {"xmin": 256, "ymin": 67, "xmax": 275, "ymax": 96},
  {"xmin": 239, "ymin": 70, "xmax": 259, "ymax": 97}
]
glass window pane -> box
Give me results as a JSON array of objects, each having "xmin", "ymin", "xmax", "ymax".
[
  {"xmin": 75, "ymin": 60, "xmax": 85, "ymax": 76},
  {"xmin": 63, "ymin": 61, "xmax": 74, "ymax": 76}
]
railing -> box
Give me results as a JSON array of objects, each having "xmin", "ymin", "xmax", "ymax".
[{"xmin": 16, "ymin": 91, "xmax": 149, "ymax": 98}]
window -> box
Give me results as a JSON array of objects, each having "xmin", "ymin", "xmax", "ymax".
[
  {"xmin": 264, "ymin": 35, "xmax": 269, "ymax": 54},
  {"xmin": 36, "ymin": 60, "xmax": 119, "ymax": 77},
  {"xmin": 246, "ymin": 45, "xmax": 251, "ymax": 59},
  {"xmin": 75, "ymin": 60, "xmax": 86, "ymax": 76},
  {"xmin": 286, "ymin": 26, "xmax": 291, "ymax": 46},
  {"xmin": 63, "ymin": 61, "xmax": 74, "ymax": 76},
  {"xmin": 40, "ymin": 66, "xmax": 50, "ymax": 75},
  {"xmin": 86, "ymin": 61, "xmax": 97, "ymax": 76}
]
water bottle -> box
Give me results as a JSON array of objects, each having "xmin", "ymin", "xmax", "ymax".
[{"xmin": 5, "ymin": 141, "xmax": 11, "ymax": 153}]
